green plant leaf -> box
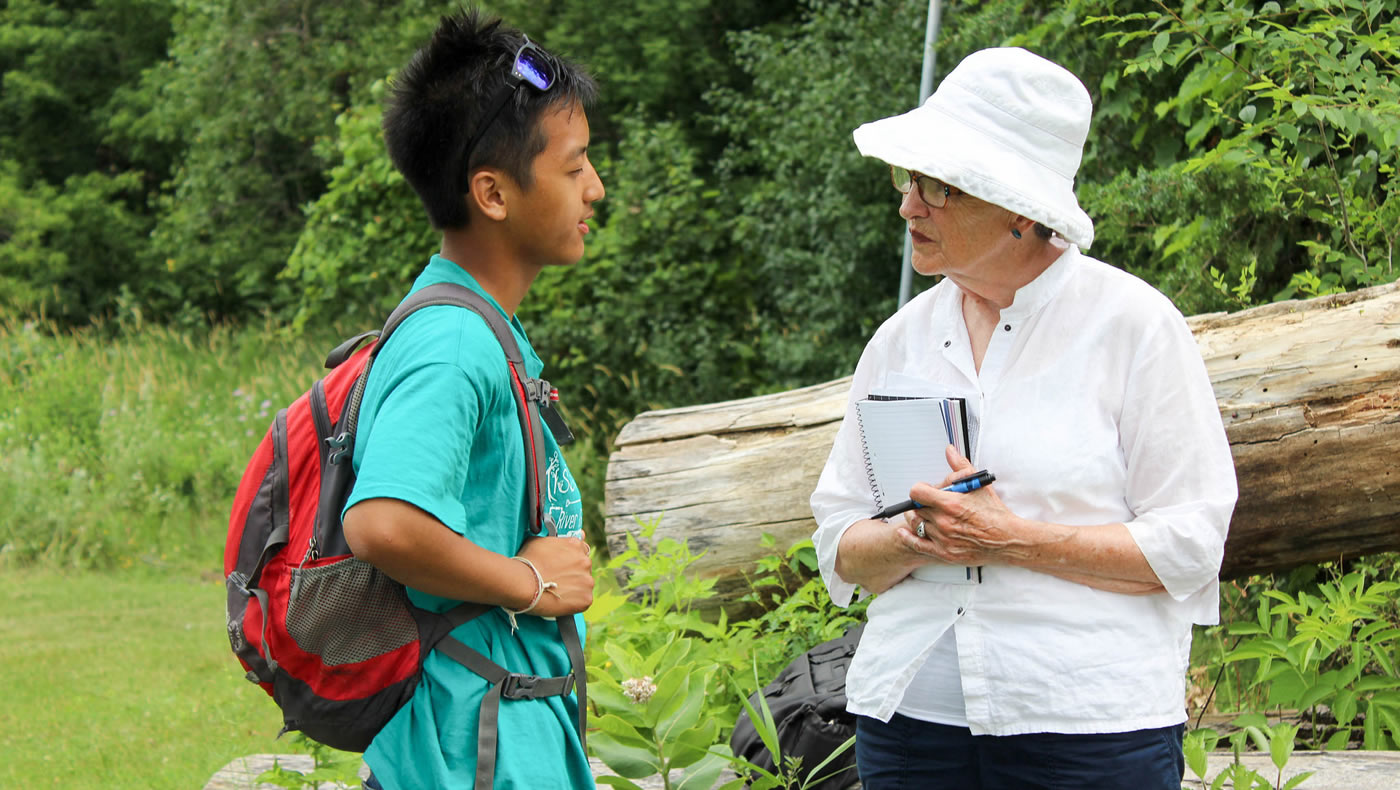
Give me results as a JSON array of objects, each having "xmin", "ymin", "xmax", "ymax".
[
  {"xmin": 675, "ymin": 752, "xmax": 729, "ymax": 790},
  {"xmin": 1364, "ymin": 706, "xmax": 1383, "ymax": 749},
  {"xmin": 594, "ymin": 712, "xmax": 650, "ymax": 745},
  {"xmin": 736, "ymin": 669, "xmax": 781, "ymax": 769},
  {"xmin": 800, "ymin": 734, "xmax": 858, "ymax": 789},
  {"xmin": 1324, "ymin": 728, "xmax": 1351, "ymax": 751},
  {"xmin": 587, "ymin": 673, "xmax": 650, "ymax": 728},
  {"xmin": 668, "ymin": 719, "xmax": 721, "ymax": 769},
  {"xmin": 597, "ymin": 775, "xmax": 648, "ymax": 790},
  {"xmin": 591, "ymin": 729, "xmax": 663, "ymax": 780},
  {"xmin": 1184, "ymin": 728, "xmax": 1218, "ymax": 780},
  {"xmin": 1282, "ymin": 771, "xmax": 1316, "ymax": 790},
  {"xmin": 1333, "ymin": 688, "xmax": 1359, "ymax": 727},
  {"xmin": 647, "ymin": 664, "xmax": 707, "ymax": 735},
  {"xmin": 1268, "ymin": 722, "xmax": 1299, "ymax": 772}
]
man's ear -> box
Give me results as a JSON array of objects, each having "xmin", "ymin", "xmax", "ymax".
[{"xmin": 466, "ymin": 169, "xmax": 510, "ymax": 222}]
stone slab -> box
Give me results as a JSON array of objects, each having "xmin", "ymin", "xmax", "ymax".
[{"xmin": 209, "ymin": 750, "xmax": 1400, "ymax": 789}]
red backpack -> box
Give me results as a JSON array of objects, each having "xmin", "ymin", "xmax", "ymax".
[{"xmin": 224, "ymin": 283, "xmax": 585, "ymax": 786}]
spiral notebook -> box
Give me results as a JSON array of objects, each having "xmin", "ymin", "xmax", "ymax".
[{"xmin": 854, "ymin": 393, "xmax": 973, "ymax": 509}]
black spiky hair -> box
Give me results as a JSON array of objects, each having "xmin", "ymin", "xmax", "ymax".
[{"xmin": 383, "ymin": 7, "xmax": 597, "ymax": 229}]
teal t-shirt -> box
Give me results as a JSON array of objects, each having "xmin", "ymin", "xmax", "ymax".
[{"xmin": 344, "ymin": 256, "xmax": 591, "ymax": 789}]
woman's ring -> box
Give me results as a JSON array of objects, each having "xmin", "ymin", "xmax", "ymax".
[{"xmin": 916, "ymin": 520, "xmax": 927, "ymax": 539}]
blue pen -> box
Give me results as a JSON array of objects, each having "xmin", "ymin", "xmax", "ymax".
[{"xmin": 870, "ymin": 470, "xmax": 996, "ymax": 520}]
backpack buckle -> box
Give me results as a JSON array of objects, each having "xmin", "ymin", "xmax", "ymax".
[
  {"xmin": 500, "ymin": 671, "xmax": 574, "ymax": 700},
  {"xmin": 325, "ymin": 432, "xmax": 352, "ymax": 465},
  {"xmin": 501, "ymin": 673, "xmax": 543, "ymax": 700}
]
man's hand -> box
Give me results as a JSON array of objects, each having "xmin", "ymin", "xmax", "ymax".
[{"xmin": 516, "ymin": 536, "xmax": 594, "ymax": 616}]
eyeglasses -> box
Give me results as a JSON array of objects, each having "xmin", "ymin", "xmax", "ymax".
[
  {"xmin": 890, "ymin": 165, "xmax": 958, "ymax": 208},
  {"xmin": 460, "ymin": 36, "xmax": 556, "ymax": 184}
]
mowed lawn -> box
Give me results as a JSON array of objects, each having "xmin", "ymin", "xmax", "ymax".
[{"xmin": 0, "ymin": 568, "xmax": 332, "ymax": 788}]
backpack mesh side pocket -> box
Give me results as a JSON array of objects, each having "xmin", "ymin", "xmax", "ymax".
[{"xmin": 287, "ymin": 557, "xmax": 418, "ymax": 666}]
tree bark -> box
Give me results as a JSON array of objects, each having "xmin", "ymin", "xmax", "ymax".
[{"xmin": 603, "ymin": 282, "xmax": 1400, "ymax": 608}]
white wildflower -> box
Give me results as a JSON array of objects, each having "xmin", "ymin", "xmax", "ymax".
[{"xmin": 621, "ymin": 676, "xmax": 657, "ymax": 705}]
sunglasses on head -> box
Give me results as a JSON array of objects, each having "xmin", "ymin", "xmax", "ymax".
[
  {"xmin": 890, "ymin": 165, "xmax": 958, "ymax": 208},
  {"xmin": 460, "ymin": 36, "xmax": 556, "ymax": 187}
]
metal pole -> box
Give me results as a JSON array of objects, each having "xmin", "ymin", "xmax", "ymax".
[{"xmin": 897, "ymin": 0, "xmax": 943, "ymax": 309}]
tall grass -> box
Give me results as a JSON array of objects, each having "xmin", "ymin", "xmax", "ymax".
[
  {"xmin": 0, "ymin": 312, "xmax": 618, "ymax": 571},
  {"xmin": 0, "ymin": 314, "xmax": 346, "ymax": 571}
]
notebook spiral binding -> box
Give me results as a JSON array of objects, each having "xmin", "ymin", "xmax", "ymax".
[{"xmin": 853, "ymin": 402, "xmax": 884, "ymax": 510}]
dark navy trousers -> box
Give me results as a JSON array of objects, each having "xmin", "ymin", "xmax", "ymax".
[{"xmin": 855, "ymin": 714, "xmax": 1185, "ymax": 790}]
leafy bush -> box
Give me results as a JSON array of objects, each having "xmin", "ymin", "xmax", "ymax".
[
  {"xmin": 586, "ymin": 519, "xmax": 867, "ymax": 788},
  {"xmin": 1089, "ymin": 0, "xmax": 1400, "ymax": 302},
  {"xmin": 1221, "ymin": 569, "xmax": 1400, "ymax": 750},
  {"xmin": 1183, "ymin": 717, "xmax": 1315, "ymax": 790},
  {"xmin": 0, "ymin": 165, "xmax": 155, "ymax": 324},
  {"xmin": 284, "ymin": 79, "xmax": 436, "ymax": 330}
]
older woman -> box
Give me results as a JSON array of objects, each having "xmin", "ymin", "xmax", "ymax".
[{"xmin": 809, "ymin": 48, "xmax": 1237, "ymax": 789}]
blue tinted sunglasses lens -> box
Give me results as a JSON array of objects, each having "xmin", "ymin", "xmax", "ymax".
[{"xmin": 514, "ymin": 48, "xmax": 553, "ymax": 90}]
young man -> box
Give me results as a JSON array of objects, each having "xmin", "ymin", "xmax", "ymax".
[{"xmin": 341, "ymin": 9, "xmax": 604, "ymax": 788}]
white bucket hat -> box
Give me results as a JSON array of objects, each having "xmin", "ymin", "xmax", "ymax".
[{"xmin": 852, "ymin": 47, "xmax": 1095, "ymax": 249}]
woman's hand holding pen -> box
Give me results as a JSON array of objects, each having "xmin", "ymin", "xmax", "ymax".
[
  {"xmin": 896, "ymin": 445, "xmax": 1038, "ymax": 566},
  {"xmin": 836, "ymin": 448, "xmax": 1008, "ymax": 593}
]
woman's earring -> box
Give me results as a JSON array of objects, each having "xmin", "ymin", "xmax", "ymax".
[{"xmin": 1011, "ymin": 227, "xmax": 1023, "ymax": 239}]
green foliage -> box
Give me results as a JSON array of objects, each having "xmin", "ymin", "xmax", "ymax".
[
  {"xmin": 1090, "ymin": 0, "xmax": 1400, "ymax": 301},
  {"xmin": 1184, "ymin": 719, "xmax": 1315, "ymax": 789},
  {"xmin": 589, "ymin": 635, "xmax": 737, "ymax": 790},
  {"xmin": 0, "ymin": 164, "xmax": 154, "ymax": 323},
  {"xmin": 732, "ymin": 536, "xmax": 866, "ymax": 673},
  {"xmin": 587, "ymin": 520, "xmax": 867, "ymax": 788},
  {"xmin": 1080, "ymin": 164, "xmax": 1283, "ymax": 314},
  {"xmin": 524, "ymin": 117, "xmax": 763, "ymax": 436},
  {"xmin": 256, "ymin": 734, "xmax": 362, "ymax": 789},
  {"xmin": 0, "ymin": 0, "xmax": 173, "ymax": 322},
  {"xmin": 284, "ymin": 79, "xmax": 437, "ymax": 329},
  {"xmin": 0, "ymin": 0, "xmax": 174, "ymax": 184},
  {"xmin": 708, "ymin": 0, "xmax": 929, "ymax": 385},
  {"xmin": 113, "ymin": 0, "xmax": 445, "ymax": 322},
  {"xmin": 1222, "ymin": 570, "xmax": 1400, "ymax": 750},
  {"xmin": 490, "ymin": 0, "xmax": 802, "ymax": 154}
]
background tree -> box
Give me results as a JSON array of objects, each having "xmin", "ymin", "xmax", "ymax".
[
  {"xmin": 0, "ymin": 0, "xmax": 174, "ymax": 323},
  {"xmin": 3, "ymin": 1, "xmax": 1397, "ymax": 546}
]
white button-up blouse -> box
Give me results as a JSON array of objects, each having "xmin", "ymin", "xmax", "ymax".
[{"xmin": 810, "ymin": 247, "xmax": 1238, "ymax": 735}]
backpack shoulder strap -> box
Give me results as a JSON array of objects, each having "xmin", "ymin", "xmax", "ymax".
[
  {"xmin": 361, "ymin": 282, "xmax": 550, "ymax": 536},
  {"xmin": 376, "ymin": 283, "xmax": 525, "ymax": 365}
]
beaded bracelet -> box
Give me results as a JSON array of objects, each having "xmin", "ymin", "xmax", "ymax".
[{"xmin": 504, "ymin": 556, "xmax": 559, "ymax": 632}]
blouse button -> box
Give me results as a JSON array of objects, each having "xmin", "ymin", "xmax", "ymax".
[
  {"xmin": 1003, "ymin": 324, "xmax": 1011, "ymax": 332},
  {"xmin": 956, "ymin": 607, "xmax": 965, "ymax": 615},
  {"xmin": 943, "ymin": 340, "xmax": 951, "ymax": 348}
]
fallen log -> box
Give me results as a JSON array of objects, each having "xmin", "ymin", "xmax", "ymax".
[{"xmin": 603, "ymin": 282, "xmax": 1400, "ymax": 609}]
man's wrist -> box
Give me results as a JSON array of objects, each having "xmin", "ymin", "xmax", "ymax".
[{"xmin": 506, "ymin": 554, "xmax": 541, "ymax": 610}]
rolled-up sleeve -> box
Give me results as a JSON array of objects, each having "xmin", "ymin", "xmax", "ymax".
[
  {"xmin": 810, "ymin": 337, "xmax": 889, "ymax": 608},
  {"xmin": 1119, "ymin": 310, "xmax": 1238, "ymax": 622}
]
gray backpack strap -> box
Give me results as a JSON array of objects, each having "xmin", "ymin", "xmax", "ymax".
[
  {"xmin": 384, "ymin": 283, "xmax": 550, "ymax": 535},
  {"xmin": 437, "ymin": 635, "xmax": 578, "ymax": 789},
  {"xmin": 379, "ymin": 283, "xmax": 524, "ymax": 363}
]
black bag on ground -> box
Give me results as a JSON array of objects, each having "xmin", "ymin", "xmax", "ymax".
[{"xmin": 730, "ymin": 623, "xmax": 864, "ymax": 790}]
